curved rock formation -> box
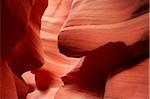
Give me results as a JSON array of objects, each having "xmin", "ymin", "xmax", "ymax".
[
  {"xmin": 58, "ymin": 0, "xmax": 149, "ymax": 57},
  {"xmin": 1, "ymin": 0, "xmax": 149, "ymax": 99},
  {"xmin": 1, "ymin": 0, "xmax": 48, "ymax": 98},
  {"xmin": 57, "ymin": 0, "xmax": 149, "ymax": 98}
]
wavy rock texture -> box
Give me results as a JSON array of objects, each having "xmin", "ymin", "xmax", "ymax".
[
  {"xmin": 1, "ymin": 0, "xmax": 33, "ymax": 60},
  {"xmin": 1, "ymin": 0, "xmax": 48, "ymax": 99},
  {"xmin": 1, "ymin": 0, "xmax": 149, "ymax": 99},
  {"xmin": 60, "ymin": 40, "xmax": 149, "ymax": 97},
  {"xmin": 57, "ymin": 0, "xmax": 149, "ymax": 98},
  {"xmin": 8, "ymin": 0, "xmax": 48, "ymax": 76},
  {"xmin": 58, "ymin": 0, "xmax": 149, "ymax": 57},
  {"xmin": 23, "ymin": 0, "xmax": 80, "ymax": 98},
  {"xmin": 105, "ymin": 58, "xmax": 149, "ymax": 99},
  {"xmin": 55, "ymin": 58, "xmax": 149, "ymax": 99}
]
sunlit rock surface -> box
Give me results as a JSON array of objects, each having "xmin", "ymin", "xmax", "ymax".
[
  {"xmin": 1, "ymin": 0, "xmax": 149, "ymax": 99},
  {"xmin": 22, "ymin": 0, "xmax": 80, "ymax": 98},
  {"xmin": 57, "ymin": 0, "xmax": 149, "ymax": 98},
  {"xmin": 58, "ymin": 0, "xmax": 149, "ymax": 57},
  {"xmin": 105, "ymin": 59, "xmax": 149, "ymax": 99}
]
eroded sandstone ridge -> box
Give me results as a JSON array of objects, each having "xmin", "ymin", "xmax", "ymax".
[{"xmin": 1, "ymin": 0, "xmax": 149, "ymax": 99}]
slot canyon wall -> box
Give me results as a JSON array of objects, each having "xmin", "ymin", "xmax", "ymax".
[{"xmin": 0, "ymin": 0, "xmax": 149, "ymax": 99}]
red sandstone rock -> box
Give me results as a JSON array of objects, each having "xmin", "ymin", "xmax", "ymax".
[
  {"xmin": 58, "ymin": 0, "xmax": 149, "ymax": 57},
  {"xmin": 1, "ymin": 0, "xmax": 48, "ymax": 98},
  {"xmin": 57, "ymin": 0, "xmax": 149, "ymax": 98},
  {"xmin": 1, "ymin": 0, "xmax": 149, "ymax": 99}
]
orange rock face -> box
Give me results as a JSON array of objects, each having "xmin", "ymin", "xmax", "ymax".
[
  {"xmin": 1, "ymin": 0, "xmax": 149, "ymax": 99},
  {"xmin": 57, "ymin": 0, "xmax": 149, "ymax": 98},
  {"xmin": 58, "ymin": 0, "xmax": 149, "ymax": 57}
]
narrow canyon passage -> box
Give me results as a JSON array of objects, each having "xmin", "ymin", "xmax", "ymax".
[{"xmin": 1, "ymin": 0, "xmax": 149, "ymax": 99}]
